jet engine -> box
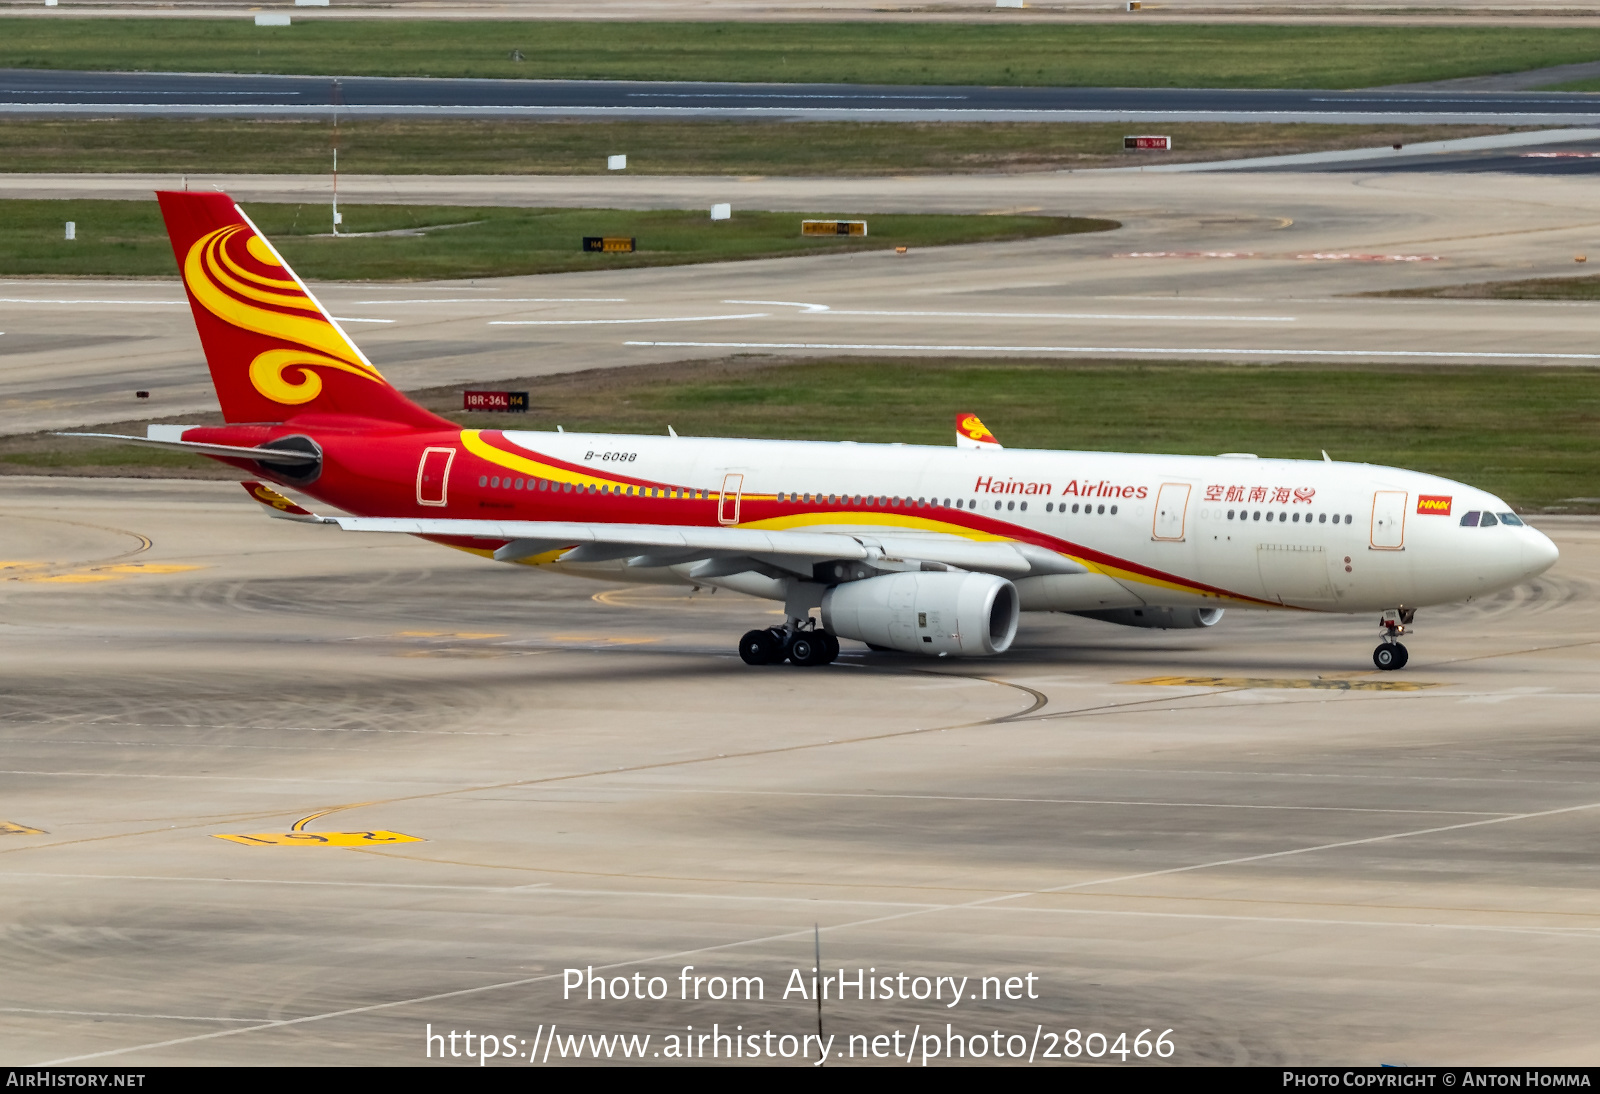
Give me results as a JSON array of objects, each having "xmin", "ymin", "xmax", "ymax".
[
  {"xmin": 821, "ymin": 571, "xmax": 1019, "ymax": 657},
  {"xmin": 1072, "ymin": 607, "xmax": 1224, "ymax": 630}
]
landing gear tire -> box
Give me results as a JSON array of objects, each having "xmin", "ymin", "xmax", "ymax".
[
  {"xmin": 739, "ymin": 628, "xmax": 783, "ymax": 666},
  {"xmin": 1373, "ymin": 642, "xmax": 1409, "ymax": 671},
  {"xmin": 788, "ymin": 633, "xmax": 833, "ymax": 667},
  {"xmin": 820, "ymin": 633, "xmax": 840, "ymax": 662}
]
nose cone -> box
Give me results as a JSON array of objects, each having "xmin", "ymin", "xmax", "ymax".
[{"xmin": 1523, "ymin": 527, "xmax": 1560, "ymax": 577}]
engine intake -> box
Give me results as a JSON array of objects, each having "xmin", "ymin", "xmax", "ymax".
[
  {"xmin": 822, "ymin": 571, "xmax": 1019, "ymax": 657},
  {"xmin": 1072, "ymin": 607, "xmax": 1223, "ymax": 630}
]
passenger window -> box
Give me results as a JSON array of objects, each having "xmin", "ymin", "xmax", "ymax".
[
  {"xmin": 1480, "ymin": 512, "xmax": 1498, "ymax": 527},
  {"xmin": 1318, "ymin": 513, "xmax": 1326, "ymax": 523},
  {"xmin": 1227, "ymin": 509, "xmax": 1234, "ymax": 519},
  {"xmin": 1499, "ymin": 512, "xmax": 1524, "ymax": 526},
  {"xmin": 478, "ymin": 475, "xmax": 487, "ymax": 487},
  {"xmin": 1460, "ymin": 511, "xmax": 1481, "ymax": 527},
  {"xmin": 1109, "ymin": 505, "xmax": 1117, "ymax": 515},
  {"xmin": 1253, "ymin": 511, "xmax": 1261, "ymax": 521},
  {"xmin": 1020, "ymin": 501, "xmax": 1028, "ymax": 511},
  {"xmin": 1097, "ymin": 504, "xmax": 1105, "ymax": 515}
]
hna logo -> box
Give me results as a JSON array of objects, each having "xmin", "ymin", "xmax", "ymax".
[{"xmin": 1417, "ymin": 494, "xmax": 1453, "ymax": 516}]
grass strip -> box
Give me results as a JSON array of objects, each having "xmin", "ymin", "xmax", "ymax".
[
  {"xmin": 0, "ymin": 119, "xmax": 1525, "ymax": 176},
  {"xmin": 0, "ymin": 200, "xmax": 1105, "ymax": 280},
  {"xmin": 5, "ymin": 20, "xmax": 1600, "ymax": 88},
  {"xmin": 9, "ymin": 358, "xmax": 1597, "ymax": 512},
  {"xmin": 1372, "ymin": 274, "xmax": 1600, "ymax": 301}
]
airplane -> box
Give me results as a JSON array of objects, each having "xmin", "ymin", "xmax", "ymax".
[{"xmin": 67, "ymin": 191, "xmax": 1559, "ymax": 671}]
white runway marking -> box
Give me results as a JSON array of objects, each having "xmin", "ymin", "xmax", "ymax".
[
  {"xmin": 492, "ymin": 312, "xmax": 767, "ymax": 326},
  {"xmin": 329, "ymin": 317, "xmax": 394, "ymax": 324},
  {"xmin": 624, "ymin": 340, "xmax": 1600, "ymax": 361},
  {"xmin": 0, "ymin": 298, "xmax": 183, "ymax": 306},
  {"xmin": 724, "ymin": 300, "xmax": 1294, "ymax": 321},
  {"xmin": 621, "ymin": 786, "xmax": 1510, "ymax": 816},
  {"xmin": 0, "ymin": 1007, "xmax": 264, "ymax": 1024},
  {"xmin": 725, "ymin": 298, "xmax": 831, "ymax": 313},
  {"xmin": 353, "ymin": 297, "xmax": 626, "ymax": 304}
]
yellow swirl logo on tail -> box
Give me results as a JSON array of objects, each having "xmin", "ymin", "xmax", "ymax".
[{"xmin": 183, "ymin": 224, "xmax": 386, "ymax": 405}]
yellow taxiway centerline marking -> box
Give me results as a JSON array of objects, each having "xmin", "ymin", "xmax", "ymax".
[{"xmin": 1122, "ymin": 675, "xmax": 1439, "ymax": 692}]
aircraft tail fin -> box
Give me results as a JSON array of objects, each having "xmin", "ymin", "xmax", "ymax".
[
  {"xmin": 156, "ymin": 190, "xmax": 449, "ymax": 429},
  {"xmin": 956, "ymin": 412, "xmax": 1002, "ymax": 450}
]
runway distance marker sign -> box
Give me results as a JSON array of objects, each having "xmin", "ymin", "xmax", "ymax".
[
  {"xmin": 213, "ymin": 831, "xmax": 424, "ymax": 846},
  {"xmin": 1124, "ymin": 675, "xmax": 1437, "ymax": 691}
]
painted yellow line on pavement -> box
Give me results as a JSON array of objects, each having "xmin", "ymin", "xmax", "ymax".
[
  {"xmin": 1, "ymin": 821, "xmax": 44, "ymax": 835},
  {"xmin": 1123, "ymin": 675, "xmax": 1438, "ymax": 692},
  {"xmin": 213, "ymin": 831, "xmax": 425, "ymax": 847}
]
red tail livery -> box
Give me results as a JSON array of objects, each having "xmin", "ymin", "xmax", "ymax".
[{"xmin": 158, "ymin": 191, "xmax": 447, "ymax": 429}]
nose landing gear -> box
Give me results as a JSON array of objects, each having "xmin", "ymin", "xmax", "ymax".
[
  {"xmin": 1373, "ymin": 608, "xmax": 1415, "ymax": 671},
  {"xmin": 738, "ymin": 626, "xmax": 840, "ymax": 667}
]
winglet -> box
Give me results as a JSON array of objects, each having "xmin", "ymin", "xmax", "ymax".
[
  {"xmin": 241, "ymin": 480, "xmax": 328, "ymax": 523},
  {"xmin": 956, "ymin": 412, "xmax": 1001, "ymax": 450}
]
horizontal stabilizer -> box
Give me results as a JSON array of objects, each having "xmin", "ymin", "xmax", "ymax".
[
  {"xmin": 56, "ymin": 432, "xmax": 320, "ymax": 464},
  {"xmin": 240, "ymin": 480, "xmax": 329, "ymax": 523}
]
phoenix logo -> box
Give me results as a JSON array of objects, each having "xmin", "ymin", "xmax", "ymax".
[
  {"xmin": 960, "ymin": 414, "xmax": 997, "ymax": 443},
  {"xmin": 183, "ymin": 224, "xmax": 386, "ymax": 404}
]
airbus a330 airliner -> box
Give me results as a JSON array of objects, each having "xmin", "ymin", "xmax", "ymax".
[{"xmin": 70, "ymin": 192, "xmax": 1559, "ymax": 670}]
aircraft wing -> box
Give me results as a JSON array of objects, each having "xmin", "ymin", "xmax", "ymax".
[{"xmin": 321, "ymin": 516, "xmax": 1084, "ymax": 578}]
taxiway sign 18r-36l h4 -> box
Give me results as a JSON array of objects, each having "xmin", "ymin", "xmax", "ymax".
[{"xmin": 70, "ymin": 191, "xmax": 1560, "ymax": 670}]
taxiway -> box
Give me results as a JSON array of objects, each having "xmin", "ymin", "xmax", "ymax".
[{"xmin": 0, "ymin": 477, "xmax": 1596, "ymax": 1064}]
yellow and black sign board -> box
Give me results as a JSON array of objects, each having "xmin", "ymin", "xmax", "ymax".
[
  {"xmin": 1123, "ymin": 675, "xmax": 1437, "ymax": 692},
  {"xmin": 214, "ymin": 830, "xmax": 424, "ymax": 847},
  {"xmin": 583, "ymin": 236, "xmax": 636, "ymax": 253},
  {"xmin": 802, "ymin": 220, "xmax": 867, "ymax": 237},
  {"xmin": 0, "ymin": 821, "xmax": 43, "ymax": 835}
]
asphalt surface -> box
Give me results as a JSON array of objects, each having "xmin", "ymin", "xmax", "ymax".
[
  {"xmin": 12, "ymin": 68, "xmax": 1600, "ymax": 124},
  {"xmin": 2, "ymin": 477, "xmax": 1597, "ymax": 1066}
]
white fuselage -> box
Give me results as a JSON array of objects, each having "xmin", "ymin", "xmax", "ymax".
[{"xmin": 490, "ymin": 431, "xmax": 1558, "ymax": 615}]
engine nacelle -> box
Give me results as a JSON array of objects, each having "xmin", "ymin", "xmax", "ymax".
[
  {"xmin": 822, "ymin": 571, "xmax": 1019, "ymax": 657},
  {"xmin": 1072, "ymin": 607, "xmax": 1224, "ymax": 630}
]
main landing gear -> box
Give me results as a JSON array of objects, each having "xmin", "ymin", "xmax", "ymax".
[
  {"xmin": 738, "ymin": 626, "xmax": 840, "ymax": 667},
  {"xmin": 1373, "ymin": 608, "xmax": 1415, "ymax": 671}
]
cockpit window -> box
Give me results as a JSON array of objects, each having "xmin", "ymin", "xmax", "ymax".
[
  {"xmin": 1498, "ymin": 512, "xmax": 1524, "ymax": 526},
  {"xmin": 1480, "ymin": 512, "xmax": 1499, "ymax": 527},
  {"xmin": 1460, "ymin": 511, "xmax": 1481, "ymax": 527}
]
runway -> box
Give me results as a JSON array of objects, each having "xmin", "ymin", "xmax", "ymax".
[
  {"xmin": 10, "ymin": 69, "xmax": 1600, "ymax": 124},
  {"xmin": 1, "ymin": 475, "xmax": 1596, "ymax": 1065},
  {"xmin": 5, "ymin": 169, "xmax": 1600, "ymax": 435}
]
